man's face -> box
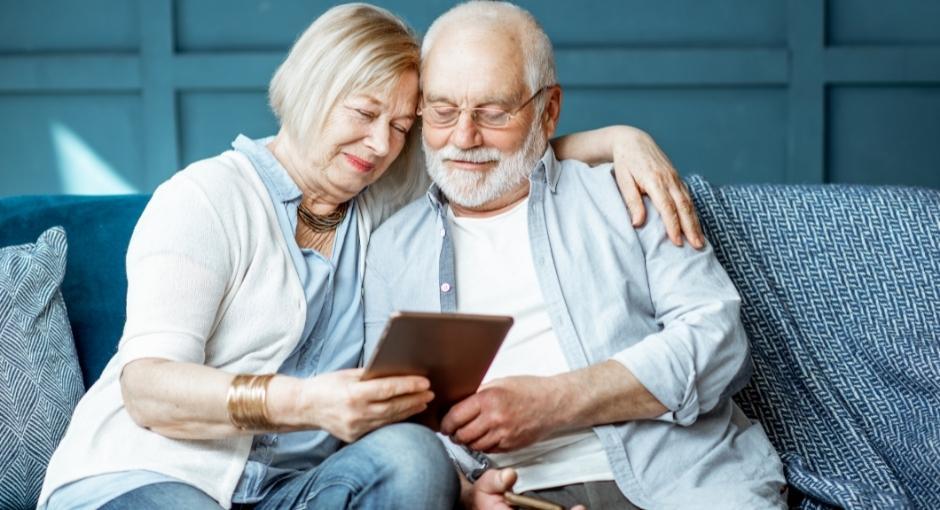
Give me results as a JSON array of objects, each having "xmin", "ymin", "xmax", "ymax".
[{"xmin": 420, "ymin": 28, "xmax": 547, "ymax": 208}]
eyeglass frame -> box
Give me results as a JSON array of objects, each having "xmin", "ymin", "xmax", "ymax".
[{"xmin": 418, "ymin": 85, "xmax": 555, "ymax": 129}]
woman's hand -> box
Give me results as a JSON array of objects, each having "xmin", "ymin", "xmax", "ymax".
[
  {"xmin": 122, "ymin": 360, "xmax": 431, "ymax": 441},
  {"xmin": 609, "ymin": 126, "xmax": 704, "ymax": 249},
  {"xmin": 297, "ymin": 368, "xmax": 434, "ymax": 442}
]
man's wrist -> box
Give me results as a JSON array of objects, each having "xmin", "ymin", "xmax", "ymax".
[
  {"xmin": 544, "ymin": 373, "xmax": 580, "ymax": 430},
  {"xmin": 550, "ymin": 365, "xmax": 611, "ymax": 430}
]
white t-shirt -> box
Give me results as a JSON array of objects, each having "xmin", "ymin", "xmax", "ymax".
[{"xmin": 448, "ymin": 198, "xmax": 615, "ymax": 493}]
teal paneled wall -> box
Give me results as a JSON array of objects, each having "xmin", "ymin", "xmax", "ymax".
[{"xmin": 1, "ymin": 0, "xmax": 938, "ymax": 196}]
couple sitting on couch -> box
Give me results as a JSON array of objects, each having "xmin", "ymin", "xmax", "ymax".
[{"xmin": 40, "ymin": 2, "xmax": 784, "ymax": 509}]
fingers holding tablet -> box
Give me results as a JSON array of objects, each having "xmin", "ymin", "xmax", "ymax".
[
  {"xmin": 299, "ymin": 368, "xmax": 435, "ymax": 442},
  {"xmin": 363, "ymin": 312, "xmax": 513, "ymax": 431},
  {"xmin": 353, "ymin": 370, "xmax": 431, "ymax": 400}
]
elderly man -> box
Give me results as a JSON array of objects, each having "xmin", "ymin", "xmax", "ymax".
[{"xmin": 364, "ymin": 2, "xmax": 786, "ymax": 509}]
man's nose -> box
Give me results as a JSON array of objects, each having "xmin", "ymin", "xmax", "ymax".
[{"xmin": 450, "ymin": 111, "xmax": 482, "ymax": 149}]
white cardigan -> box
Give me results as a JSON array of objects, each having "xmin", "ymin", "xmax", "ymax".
[{"xmin": 38, "ymin": 149, "xmax": 407, "ymax": 508}]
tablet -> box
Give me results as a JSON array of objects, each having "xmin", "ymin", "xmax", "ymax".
[{"xmin": 362, "ymin": 311, "xmax": 514, "ymax": 431}]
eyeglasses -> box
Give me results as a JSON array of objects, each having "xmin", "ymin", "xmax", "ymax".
[{"xmin": 419, "ymin": 86, "xmax": 552, "ymax": 129}]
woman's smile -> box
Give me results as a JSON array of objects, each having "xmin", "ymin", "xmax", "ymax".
[{"xmin": 343, "ymin": 152, "xmax": 377, "ymax": 173}]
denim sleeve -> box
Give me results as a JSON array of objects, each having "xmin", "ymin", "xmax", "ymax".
[{"xmin": 610, "ymin": 198, "xmax": 751, "ymax": 426}]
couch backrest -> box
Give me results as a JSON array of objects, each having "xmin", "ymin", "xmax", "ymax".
[
  {"xmin": 0, "ymin": 195, "xmax": 149, "ymax": 388},
  {"xmin": 4, "ymin": 181, "xmax": 939, "ymax": 507},
  {"xmin": 688, "ymin": 176, "xmax": 940, "ymax": 509}
]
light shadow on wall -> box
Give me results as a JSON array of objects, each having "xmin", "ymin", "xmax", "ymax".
[{"xmin": 50, "ymin": 122, "xmax": 138, "ymax": 195}]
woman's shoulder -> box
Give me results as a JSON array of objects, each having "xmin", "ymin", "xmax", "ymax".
[
  {"xmin": 155, "ymin": 151, "xmax": 272, "ymax": 214},
  {"xmin": 136, "ymin": 151, "xmax": 277, "ymax": 250},
  {"xmin": 170, "ymin": 150, "xmax": 262, "ymax": 196}
]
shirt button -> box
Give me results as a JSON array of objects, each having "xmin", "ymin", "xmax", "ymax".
[
  {"xmin": 440, "ymin": 228, "xmax": 446, "ymax": 237},
  {"xmin": 440, "ymin": 283, "xmax": 452, "ymax": 293}
]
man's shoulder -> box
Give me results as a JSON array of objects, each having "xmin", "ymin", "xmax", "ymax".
[
  {"xmin": 555, "ymin": 157, "xmax": 615, "ymax": 185},
  {"xmin": 551, "ymin": 157, "xmax": 662, "ymax": 229},
  {"xmin": 369, "ymin": 195, "xmax": 437, "ymax": 253},
  {"xmin": 551, "ymin": 156, "xmax": 621, "ymax": 204}
]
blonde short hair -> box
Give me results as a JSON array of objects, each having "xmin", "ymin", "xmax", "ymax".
[{"xmin": 269, "ymin": 3, "xmax": 424, "ymax": 211}]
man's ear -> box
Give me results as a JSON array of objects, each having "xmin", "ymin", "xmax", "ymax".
[{"xmin": 542, "ymin": 85, "xmax": 562, "ymax": 138}]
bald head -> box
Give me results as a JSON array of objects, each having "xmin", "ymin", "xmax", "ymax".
[{"xmin": 421, "ymin": 1, "xmax": 556, "ymax": 97}]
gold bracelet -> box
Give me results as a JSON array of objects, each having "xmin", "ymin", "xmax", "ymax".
[{"xmin": 226, "ymin": 374, "xmax": 276, "ymax": 430}]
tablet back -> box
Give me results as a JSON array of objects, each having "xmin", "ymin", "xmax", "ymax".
[{"xmin": 363, "ymin": 311, "xmax": 514, "ymax": 430}]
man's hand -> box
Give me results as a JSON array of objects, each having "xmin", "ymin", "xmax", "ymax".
[
  {"xmin": 462, "ymin": 468, "xmax": 518, "ymax": 510},
  {"xmin": 442, "ymin": 375, "xmax": 564, "ymax": 453},
  {"xmin": 296, "ymin": 368, "xmax": 434, "ymax": 442},
  {"xmin": 461, "ymin": 469, "xmax": 587, "ymax": 510},
  {"xmin": 442, "ymin": 361, "xmax": 668, "ymax": 454},
  {"xmin": 610, "ymin": 126, "xmax": 704, "ymax": 249}
]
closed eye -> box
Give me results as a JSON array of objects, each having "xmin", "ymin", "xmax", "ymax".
[
  {"xmin": 430, "ymin": 105, "xmax": 458, "ymax": 114},
  {"xmin": 355, "ymin": 108, "xmax": 377, "ymax": 120}
]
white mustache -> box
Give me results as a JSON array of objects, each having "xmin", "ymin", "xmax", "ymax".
[{"xmin": 437, "ymin": 146, "xmax": 501, "ymax": 164}]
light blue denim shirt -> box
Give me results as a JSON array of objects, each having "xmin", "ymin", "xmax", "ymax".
[
  {"xmin": 45, "ymin": 135, "xmax": 365, "ymax": 509},
  {"xmin": 363, "ymin": 147, "xmax": 786, "ymax": 509},
  {"xmin": 230, "ymin": 135, "xmax": 363, "ymax": 503}
]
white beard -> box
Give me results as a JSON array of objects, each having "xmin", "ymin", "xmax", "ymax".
[{"xmin": 423, "ymin": 123, "xmax": 547, "ymax": 208}]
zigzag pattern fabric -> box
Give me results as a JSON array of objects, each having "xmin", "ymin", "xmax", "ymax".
[
  {"xmin": 0, "ymin": 227, "xmax": 83, "ymax": 510},
  {"xmin": 687, "ymin": 176, "xmax": 940, "ymax": 510}
]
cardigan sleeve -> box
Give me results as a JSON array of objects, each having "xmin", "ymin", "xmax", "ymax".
[{"xmin": 118, "ymin": 174, "xmax": 235, "ymax": 369}]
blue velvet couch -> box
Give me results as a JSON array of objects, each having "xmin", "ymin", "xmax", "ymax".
[{"xmin": 1, "ymin": 176, "xmax": 937, "ymax": 509}]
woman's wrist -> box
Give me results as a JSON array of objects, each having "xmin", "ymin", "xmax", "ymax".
[
  {"xmin": 264, "ymin": 375, "xmax": 308, "ymax": 429},
  {"xmin": 611, "ymin": 125, "xmax": 648, "ymax": 152},
  {"xmin": 227, "ymin": 374, "xmax": 277, "ymax": 430}
]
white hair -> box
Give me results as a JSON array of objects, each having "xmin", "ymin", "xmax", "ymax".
[
  {"xmin": 421, "ymin": 1, "xmax": 557, "ymax": 101},
  {"xmin": 268, "ymin": 3, "xmax": 425, "ymax": 212}
]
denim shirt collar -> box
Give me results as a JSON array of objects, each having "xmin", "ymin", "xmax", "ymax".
[
  {"xmin": 232, "ymin": 134, "xmax": 303, "ymax": 204},
  {"xmin": 541, "ymin": 144, "xmax": 562, "ymax": 192},
  {"xmin": 424, "ymin": 145, "xmax": 560, "ymax": 212}
]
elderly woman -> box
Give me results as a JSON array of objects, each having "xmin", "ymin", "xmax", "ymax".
[{"xmin": 39, "ymin": 4, "xmax": 700, "ymax": 510}]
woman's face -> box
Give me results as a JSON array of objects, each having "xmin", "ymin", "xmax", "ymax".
[{"xmin": 312, "ymin": 70, "xmax": 419, "ymax": 196}]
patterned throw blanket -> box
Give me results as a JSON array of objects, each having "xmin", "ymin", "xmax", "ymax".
[{"xmin": 687, "ymin": 176, "xmax": 940, "ymax": 509}]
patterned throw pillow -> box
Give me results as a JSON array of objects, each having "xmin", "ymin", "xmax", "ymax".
[{"xmin": 0, "ymin": 227, "xmax": 83, "ymax": 510}]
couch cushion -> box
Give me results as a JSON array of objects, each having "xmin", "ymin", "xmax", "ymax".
[
  {"xmin": 688, "ymin": 176, "xmax": 940, "ymax": 509},
  {"xmin": 0, "ymin": 195, "xmax": 149, "ymax": 387},
  {"xmin": 0, "ymin": 227, "xmax": 84, "ymax": 510}
]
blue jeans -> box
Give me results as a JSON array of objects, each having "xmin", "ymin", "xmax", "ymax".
[{"xmin": 100, "ymin": 423, "xmax": 459, "ymax": 509}]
